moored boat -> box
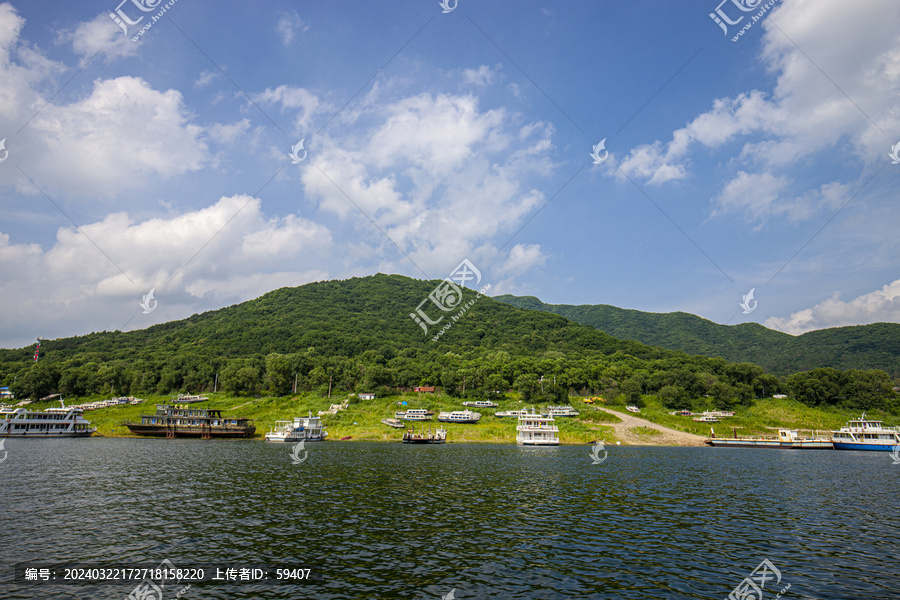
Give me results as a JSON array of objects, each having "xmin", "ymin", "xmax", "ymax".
[
  {"xmin": 402, "ymin": 425, "xmax": 448, "ymax": 444},
  {"xmin": 831, "ymin": 414, "xmax": 900, "ymax": 451},
  {"xmin": 396, "ymin": 408, "xmax": 433, "ymax": 421},
  {"xmin": 546, "ymin": 405, "xmax": 580, "ymax": 417},
  {"xmin": 496, "ymin": 408, "xmax": 546, "ymax": 418},
  {"xmin": 516, "ymin": 409, "xmax": 559, "ymax": 446},
  {"xmin": 0, "ymin": 400, "xmax": 95, "ymax": 437},
  {"xmin": 462, "ymin": 400, "xmax": 498, "ymax": 408},
  {"xmin": 625, "ymin": 405, "xmax": 641, "ymax": 414},
  {"xmin": 265, "ymin": 412, "xmax": 327, "ymax": 442},
  {"xmin": 381, "ymin": 418, "xmax": 404, "ymax": 428},
  {"xmin": 693, "ymin": 415, "xmax": 720, "ymax": 423},
  {"xmin": 706, "ymin": 428, "xmax": 832, "ymax": 449},
  {"xmin": 125, "ymin": 404, "xmax": 255, "ymax": 439},
  {"xmin": 437, "ymin": 409, "xmax": 481, "ymax": 423}
]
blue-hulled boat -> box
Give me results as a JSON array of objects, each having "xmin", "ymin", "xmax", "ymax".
[{"xmin": 831, "ymin": 414, "xmax": 900, "ymax": 451}]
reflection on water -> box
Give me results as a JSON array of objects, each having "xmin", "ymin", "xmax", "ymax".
[{"xmin": 1, "ymin": 438, "xmax": 897, "ymax": 599}]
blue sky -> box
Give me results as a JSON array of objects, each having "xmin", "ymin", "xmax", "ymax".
[{"xmin": 0, "ymin": 0, "xmax": 898, "ymax": 349}]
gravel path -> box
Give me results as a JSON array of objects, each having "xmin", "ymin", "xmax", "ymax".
[{"xmin": 596, "ymin": 407, "xmax": 708, "ymax": 446}]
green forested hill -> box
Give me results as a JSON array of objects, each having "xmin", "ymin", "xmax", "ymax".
[
  {"xmin": 494, "ymin": 295, "xmax": 900, "ymax": 378},
  {"xmin": 0, "ymin": 275, "xmax": 895, "ymax": 413}
]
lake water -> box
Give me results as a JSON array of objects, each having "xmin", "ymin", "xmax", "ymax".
[{"xmin": 1, "ymin": 438, "xmax": 898, "ymax": 599}]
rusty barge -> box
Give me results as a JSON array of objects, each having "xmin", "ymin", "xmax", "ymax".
[{"xmin": 125, "ymin": 404, "xmax": 255, "ymax": 439}]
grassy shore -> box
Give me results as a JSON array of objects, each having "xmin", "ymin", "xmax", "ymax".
[{"xmin": 18, "ymin": 393, "xmax": 896, "ymax": 445}]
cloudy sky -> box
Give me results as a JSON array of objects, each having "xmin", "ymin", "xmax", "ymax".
[{"xmin": 0, "ymin": 0, "xmax": 898, "ymax": 349}]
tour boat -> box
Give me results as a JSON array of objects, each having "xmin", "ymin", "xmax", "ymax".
[
  {"xmin": 265, "ymin": 412, "xmax": 327, "ymax": 442},
  {"xmin": 437, "ymin": 409, "xmax": 481, "ymax": 423},
  {"xmin": 693, "ymin": 415, "xmax": 720, "ymax": 423},
  {"xmin": 462, "ymin": 400, "xmax": 498, "ymax": 408},
  {"xmin": 0, "ymin": 400, "xmax": 96, "ymax": 437},
  {"xmin": 706, "ymin": 428, "xmax": 832, "ymax": 449},
  {"xmin": 625, "ymin": 405, "xmax": 641, "ymax": 414},
  {"xmin": 546, "ymin": 405, "xmax": 580, "ymax": 417},
  {"xmin": 395, "ymin": 408, "xmax": 433, "ymax": 421},
  {"xmin": 381, "ymin": 418, "xmax": 404, "ymax": 428},
  {"xmin": 402, "ymin": 425, "xmax": 448, "ymax": 444},
  {"xmin": 516, "ymin": 410, "xmax": 559, "ymax": 446},
  {"xmin": 176, "ymin": 394, "xmax": 209, "ymax": 403},
  {"xmin": 831, "ymin": 414, "xmax": 900, "ymax": 451},
  {"xmin": 496, "ymin": 408, "xmax": 546, "ymax": 418},
  {"xmin": 125, "ymin": 404, "xmax": 255, "ymax": 439}
]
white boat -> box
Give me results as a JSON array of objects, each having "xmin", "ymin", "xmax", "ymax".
[
  {"xmin": 0, "ymin": 400, "xmax": 96, "ymax": 437},
  {"xmin": 462, "ymin": 400, "xmax": 498, "ymax": 408},
  {"xmin": 265, "ymin": 412, "xmax": 328, "ymax": 442},
  {"xmin": 625, "ymin": 405, "xmax": 641, "ymax": 414},
  {"xmin": 437, "ymin": 409, "xmax": 481, "ymax": 423},
  {"xmin": 694, "ymin": 415, "xmax": 720, "ymax": 423},
  {"xmin": 831, "ymin": 414, "xmax": 900, "ymax": 451},
  {"xmin": 381, "ymin": 418, "xmax": 404, "ymax": 428},
  {"xmin": 176, "ymin": 394, "xmax": 209, "ymax": 403},
  {"xmin": 516, "ymin": 410, "xmax": 559, "ymax": 446},
  {"xmin": 546, "ymin": 405, "xmax": 580, "ymax": 417},
  {"xmin": 496, "ymin": 408, "xmax": 546, "ymax": 418},
  {"xmin": 706, "ymin": 428, "xmax": 832, "ymax": 449},
  {"xmin": 396, "ymin": 408, "xmax": 433, "ymax": 421}
]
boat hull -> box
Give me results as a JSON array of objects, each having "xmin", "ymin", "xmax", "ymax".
[
  {"xmin": 264, "ymin": 435, "xmax": 325, "ymax": 442},
  {"xmin": 832, "ymin": 442, "xmax": 898, "ymax": 451},
  {"xmin": 402, "ymin": 437, "xmax": 446, "ymax": 444},
  {"xmin": 706, "ymin": 439, "xmax": 832, "ymax": 449},
  {"xmin": 0, "ymin": 430, "xmax": 95, "ymax": 438},
  {"xmin": 517, "ymin": 440, "xmax": 560, "ymax": 446},
  {"xmin": 125, "ymin": 424, "xmax": 256, "ymax": 439}
]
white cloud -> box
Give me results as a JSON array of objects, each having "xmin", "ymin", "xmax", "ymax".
[
  {"xmin": 0, "ymin": 196, "xmax": 332, "ymax": 347},
  {"xmin": 619, "ymin": 0, "xmax": 900, "ymax": 221},
  {"xmin": 253, "ymin": 84, "xmax": 326, "ymax": 133},
  {"xmin": 194, "ymin": 70, "xmax": 218, "ymax": 89},
  {"xmin": 275, "ymin": 12, "xmax": 308, "ymax": 46},
  {"xmin": 462, "ymin": 65, "xmax": 496, "ymax": 87},
  {"xmin": 299, "ymin": 91, "xmax": 555, "ymax": 279},
  {"xmin": 62, "ymin": 12, "xmax": 139, "ymax": 63},
  {"xmin": 769, "ymin": 278, "xmax": 900, "ymax": 334},
  {"xmin": 208, "ymin": 119, "xmax": 251, "ymax": 145}
]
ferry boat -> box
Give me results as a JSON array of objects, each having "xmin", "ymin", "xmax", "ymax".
[
  {"xmin": 693, "ymin": 415, "xmax": 720, "ymax": 423},
  {"xmin": 437, "ymin": 409, "xmax": 481, "ymax": 423},
  {"xmin": 125, "ymin": 404, "xmax": 255, "ymax": 439},
  {"xmin": 402, "ymin": 425, "xmax": 448, "ymax": 444},
  {"xmin": 496, "ymin": 408, "xmax": 546, "ymax": 418},
  {"xmin": 176, "ymin": 394, "xmax": 209, "ymax": 404},
  {"xmin": 0, "ymin": 400, "xmax": 96, "ymax": 437},
  {"xmin": 831, "ymin": 414, "xmax": 900, "ymax": 451},
  {"xmin": 381, "ymin": 418, "xmax": 404, "ymax": 428},
  {"xmin": 462, "ymin": 400, "xmax": 498, "ymax": 408},
  {"xmin": 265, "ymin": 412, "xmax": 327, "ymax": 442},
  {"xmin": 625, "ymin": 405, "xmax": 641, "ymax": 414},
  {"xmin": 396, "ymin": 408, "xmax": 433, "ymax": 421},
  {"xmin": 546, "ymin": 405, "xmax": 580, "ymax": 417},
  {"xmin": 516, "ymin": 410, "xmax": 559, "ymax": 446},
  {"xmin": 706, "ymin": 428, "xmax": 832, "ymax": 449}
]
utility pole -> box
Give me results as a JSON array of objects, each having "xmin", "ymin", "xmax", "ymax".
[
  {"xmin": 328, "ymin": 373, "xmax": 333, "ymax": 399},
  {"xmin": 214, "ymin": 373, "xmax": 218, "ymax": 393},
  {"xmin": 293, "ymin": 373, "xmax": 298, "ymax": 394}
]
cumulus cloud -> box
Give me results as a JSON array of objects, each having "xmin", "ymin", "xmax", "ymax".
[
  {"xmin": 769, "ymin": 278, "xmax": 900, "ymax": 334},
  {"xmin": 299, "ymin": 91, "xmax": 555, "ymax": 278},
  {"xmin": 618, "ymin": 0, "xmax": 900, "ymax": 222},
  {"xmin": 462, "ymin": 65, "xmax": 496, "ymax": 87},
  {"xmin": 0, "ymin": 197, "xmax": 332, "ymax": 348},
  {"xmin": 61, "ymin": 12, "xmax": 140, "ymax": 63}
]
